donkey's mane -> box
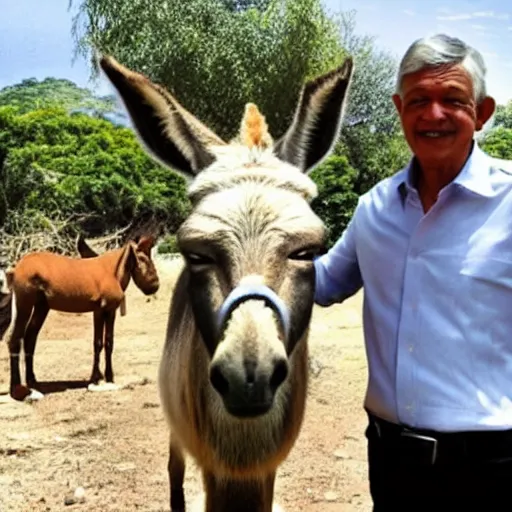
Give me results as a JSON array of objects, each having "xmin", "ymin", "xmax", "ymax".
[{"xmin": 188, "ymin": 145, "xmax": 318, "ymax": 205}]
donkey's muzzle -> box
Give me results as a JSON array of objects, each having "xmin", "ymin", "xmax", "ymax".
[
  {"xmin": 210, "ymin": 356, "xmax": 289, "ymax": 418},
  {"xmin": 216, "ymin": 284, "xmax": 290, "ymax": 342}
]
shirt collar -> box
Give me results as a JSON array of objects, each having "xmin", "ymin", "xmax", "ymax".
[{"xmin": 398, "ymin": 140, "xmax": 494, "ymax": 203}]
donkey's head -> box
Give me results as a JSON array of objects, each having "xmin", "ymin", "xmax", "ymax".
[
  {"xmin": 101, "ymin": 55, "xmax": 353, "ymax": 418},
  {"xmin": 124, "ymin": 235, "xmax": 160, "ymax": 295}
]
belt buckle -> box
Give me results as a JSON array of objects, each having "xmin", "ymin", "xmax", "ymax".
[{"xmin": 400, "ymin": 429, "xmax": 438, "ymax": 465}]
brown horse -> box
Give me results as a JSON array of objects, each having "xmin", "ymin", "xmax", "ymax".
[
  {"xmin": 6, "ymin": 236, "xmax": 160, "ymax": 401},
  {"xmin": 100, "ymin": 54, "xmax": 353, "ymax": 511}
]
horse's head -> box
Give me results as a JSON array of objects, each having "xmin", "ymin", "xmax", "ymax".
[
  {"xmin": 127, "ymin": 236, "xmax": 160, "ymax": 296},
  {"xmin": 100, "ymin": 55, "xmax": 353, "ymax": 418}
]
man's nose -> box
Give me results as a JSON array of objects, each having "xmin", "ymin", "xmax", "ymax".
[{"xmin": 422, "ymin": 101, "xmax": 446, "ymax": 121}]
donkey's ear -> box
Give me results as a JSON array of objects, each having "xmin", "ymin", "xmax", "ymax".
[
  {"xmin": 136, "ymin": 235, "xmax": 156, "ymax": 255},
  {"xmin": 99, "ymin": 55, "xmax": 227, "ymax": 179},
  {"xmin": 76, "ymin": 233, "xmax": 99, "ymax": 259},
  {"xmin": 273, "ymin": 57, "xmax": 353, "ymax": 174}
]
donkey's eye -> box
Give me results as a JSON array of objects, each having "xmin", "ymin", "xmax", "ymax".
[
  {"xmin": 184, "ymin": 252, "xmax": 215, "ymax": 266},
  {"xmin": 288, "ymin": 247, "xmax": 320, "ymax": 261}
]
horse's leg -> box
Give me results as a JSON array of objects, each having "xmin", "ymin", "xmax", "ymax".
[
  {"xmin": 103, "ymin": 309, "xmax": 116, "ymax": 384},
  {"xmin": 23, "ymin": 292, "xmax": 49, "ymax": 390},
  {"xmin": 8, "ymin": 294, "xmax": 34, "ymax": 401},
  {"xmin": 168, "ymin": 436, "xmax": 186, "ymax": 512},
  {"xmin": 88, "ymin": 310, "xmax": 118, "ymax": 392},
  {"xmin": 89, "ymin": 309, "xmax": 105, "ymax": 385}
]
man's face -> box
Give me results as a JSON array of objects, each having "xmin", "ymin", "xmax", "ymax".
[{"xmin": 392, "ymin": 64, "xmax": 495, "ymax": 166}]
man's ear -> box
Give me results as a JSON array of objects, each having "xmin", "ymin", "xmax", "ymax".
[{"xmin": 476, "ymin": 96, "xmax": 496, "ymax": 131}]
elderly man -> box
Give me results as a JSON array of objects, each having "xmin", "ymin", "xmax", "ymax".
[{"xmin": 314, "ymin": 33, "xmax": 512, "ymax": 507}]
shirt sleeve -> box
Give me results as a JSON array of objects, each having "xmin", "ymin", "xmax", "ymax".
[{"xmin": 313, "ymin": 203, "xmax": 362, "ymax": 307}]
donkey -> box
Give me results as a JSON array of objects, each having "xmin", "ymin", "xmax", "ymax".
[
  {"xmin": 99, "ymin": 54, "xmax": 353, "ymax": 511},
  {"xmin": 6, "ymin": 236, "xmax": 160, "ymax": 401}
]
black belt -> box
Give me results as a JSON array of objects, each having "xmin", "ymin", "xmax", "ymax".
[{"xmin": 367, "ymin": 412, "xmax": 512, "ymax": 465}]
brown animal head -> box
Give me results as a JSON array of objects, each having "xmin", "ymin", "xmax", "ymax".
[
  {"xmin": 124, "ymin": 235, "xmax": 160, "ymax": 296},
  {"xmin": 100, "ymin": 55, "xmax": 353, "ymax": 418}
]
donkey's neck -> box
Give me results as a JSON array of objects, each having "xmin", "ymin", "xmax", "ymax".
[{"xmin": 204, "ymin": 472, "xmax": 275, "ymax": 512}]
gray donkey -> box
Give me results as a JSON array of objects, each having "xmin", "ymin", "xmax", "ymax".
[{"xmin": 100, "ymin": 54, "xmax": 353, "ymax": 512}]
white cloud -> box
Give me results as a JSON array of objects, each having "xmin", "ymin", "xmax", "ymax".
[
  {"xmin": 436, "ymin": 7, "xmax": 451, "ymax": 14},
  {"xmin": 437, "ymin": 11, "xmax": 509, "ymax": 22},
  {"xmin": 470, "ymin": 24, "xmax": 488, "ymax": 31},
  {"xmin": 473, "ymin": 11, "xmax": 509, "ymax": 20},
  {"xmin": 472, "ymin": 11, "xmax": 495, "ymax": 18},
  {"xmin": 403, "ymin": 9, "xmax": 415, "ymax": 16},
  {"xmin": 481, "ymin": 51, "xmax": 498, "ymax": 59},
  {"xmin": 437, "ymin": 13, "xmax": 472, "ymax": 21}
]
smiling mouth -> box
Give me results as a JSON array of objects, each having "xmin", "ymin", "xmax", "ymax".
[{"xmin": 417, "ymin": 131, "xmax": 455, "ymax": 138}]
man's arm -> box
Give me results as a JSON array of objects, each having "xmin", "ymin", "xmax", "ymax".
[{"xmin": 314, "ymin": 206, "xmax": 362, "ymax": 307}]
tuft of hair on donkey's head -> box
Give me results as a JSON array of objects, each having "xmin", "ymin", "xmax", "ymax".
[{"xmin": 100, "ymin": 54, "xmax": 353, "ymax": 511}]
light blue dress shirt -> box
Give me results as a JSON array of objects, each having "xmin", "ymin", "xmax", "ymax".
[{"xmin": 314, "ymin": 141, "xmax": 512, "ymax": 432}]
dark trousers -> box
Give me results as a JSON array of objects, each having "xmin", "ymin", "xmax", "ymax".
[{"xmin": 366, "ymin": 412, "xmax": 512, "ymax": 510}]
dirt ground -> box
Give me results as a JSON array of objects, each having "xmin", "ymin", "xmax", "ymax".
[{"xmin": 0, "ymin": 257, "xmax": 372, "ymax": 512}]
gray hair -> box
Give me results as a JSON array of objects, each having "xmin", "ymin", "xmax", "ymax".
[{"xmin": 396, "ymin": 33, "xmax": 488, "ymax": 103}]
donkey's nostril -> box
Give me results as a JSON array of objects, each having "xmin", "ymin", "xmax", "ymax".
[
  {"xmin": 209, "ymin": 364, "xmax": 230, "ymax": 396},
  {"xmin": 270, "ymin": 359, "xmax": 289, "ymax": 391},
  {"xmin": 244, "ymin": 359, "xmax": 257, "ymax": 384}
]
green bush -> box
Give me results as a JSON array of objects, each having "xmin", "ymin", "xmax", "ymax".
[
  {"xmin": 157, "ymin": 234, "xmax": 180, "ymax": 255},
  {"xmin": 480, "ymin": 127, "xmax": 512, "ymax": 160},
  {"xmin": 0, "ymin": 105, "xmax": 190, "ymax": 235},
  {"xmin": 310, "ymin": 154, "xmax": 359, "ymax": 248}
]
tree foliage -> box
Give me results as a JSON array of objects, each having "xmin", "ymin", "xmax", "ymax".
[
  {"xmin": 481, "ymin": 127, "xmax": 512, "ymax": 160},
  {"xmin": 0, "ymin": 77, "xmax": 116, "ymax": 115},
  {"xmin": 71, "ymin": 0, "xmax": 346, "ymax": 140},
  {"xmin": 310, "ymin": 156, "xmax": 359, "ymax": 247},
  {"xmin": 493, "ymin": 101, "xmax": 512, "ymax": 130},
  {"xmin": 0, "ymin": 104, "xmax": 189, "ymax": 239}
]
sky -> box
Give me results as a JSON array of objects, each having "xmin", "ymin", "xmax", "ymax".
[
  {"xmin": 0, "ymin": 0, "xmax": 511, "ymax": 105},
  {"xmin": 325, "ymin": 0, "xmax": 512, "ymax": 104}
]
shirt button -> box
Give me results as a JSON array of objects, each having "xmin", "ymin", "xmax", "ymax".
[{"xmin": 408, "ymin": 344, "xmax": 414, "ymax": 352}]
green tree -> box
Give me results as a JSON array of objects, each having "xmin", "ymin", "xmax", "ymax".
[
  {"xmin": 0, "ymin": 105, "xmax": 189, "ymax": 234},
  {"xmin": 0, "ymin": 77, "xmax": 116, "ymax": 115},
  {"xmin": 480, "ymin": 127, "xmax": 512, "ymax": 160},
  {"xmin": 493, "ymin": 101, "xmax": 512, "ymax": 129},
  {"xmin": 335, "ymin": 10, "xmax": 409, "ymax": 194},
  {"xmin": 310, "ymin": 156, "xmax": 359, "ymax": 247},
  {"xmin": 71, "ymin": 0, "xmax": 345, "ymax": 139}
]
